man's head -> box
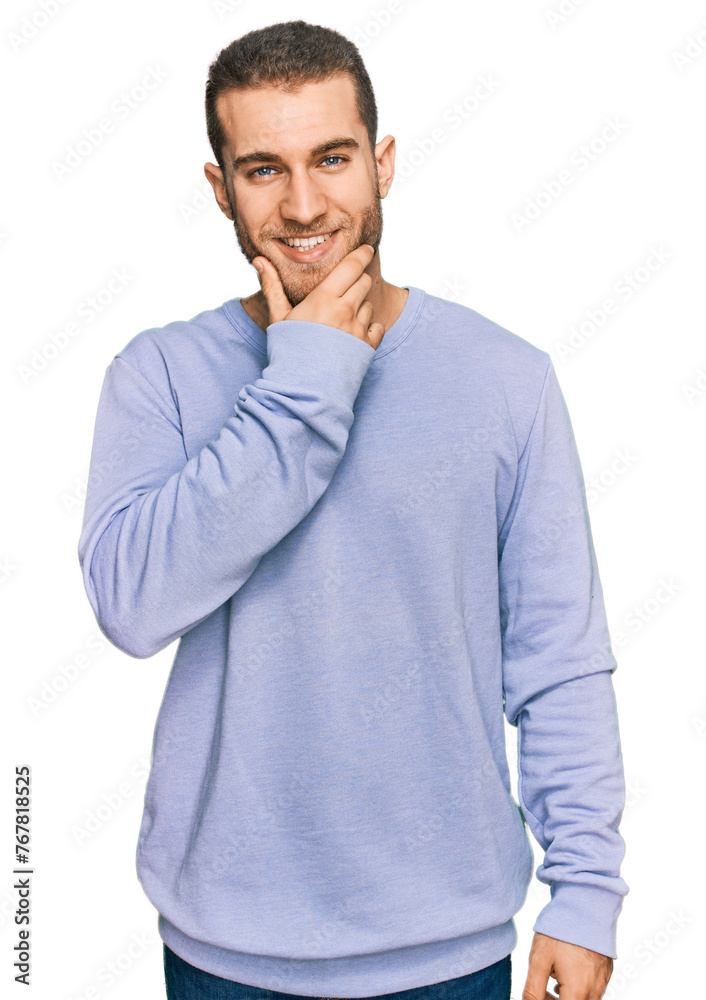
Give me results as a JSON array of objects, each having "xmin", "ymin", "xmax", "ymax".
[{"xmin": 203, "ymin": 20, "xmax": 396, "ymax": 307}]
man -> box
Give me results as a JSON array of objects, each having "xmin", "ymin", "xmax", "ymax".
[{"xmin": 78, "ymin": 19, "xmax": 628, "ymax": 1000}]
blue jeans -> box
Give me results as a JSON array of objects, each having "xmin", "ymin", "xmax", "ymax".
[{"xmin": 163, "ymin": 944, "xmax": 512, "ymax": 1000}]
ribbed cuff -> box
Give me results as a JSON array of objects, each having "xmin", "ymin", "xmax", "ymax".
[
  {"xmin": 263, "ymin": 320, "xmax": 375, "ymax": 404},
  {"xmin": 532, "ymin": 881, "xmax": 626, "ymax": 959}
]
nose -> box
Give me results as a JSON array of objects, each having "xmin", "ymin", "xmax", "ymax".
[{"xmin": 278, "ymin": 167, "xmax": 329, "ymax": 228}]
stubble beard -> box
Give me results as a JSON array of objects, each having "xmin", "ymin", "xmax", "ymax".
[{"xmin": 225, "ymin": 177, "xmax": 384, "ymax": 308}]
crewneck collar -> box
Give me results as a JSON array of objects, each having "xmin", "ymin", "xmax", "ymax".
[{"xmin": 224, "ymin": 285, "xmax": 424, "ymax": 360}]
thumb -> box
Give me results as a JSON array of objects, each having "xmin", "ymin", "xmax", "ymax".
[
  {"xmin": 253, "ymin": 256, "xmax": 292, "ymax": 325},
  {"xmin": 522, "ymin": 963, "xmax": 555, "ymax": 1000}
]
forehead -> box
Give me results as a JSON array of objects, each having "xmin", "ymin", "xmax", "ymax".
[{"xmin": 216, "ymin": 74, "xmax": 363, "ymax": 157}]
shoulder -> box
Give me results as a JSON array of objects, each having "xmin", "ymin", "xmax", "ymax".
[
  {"xmin": 420, "ymin": 289, "xmax": 551, "ymax": 392},
  {"xmin": 109, "ymin": 299, "xmax": 241, "ymax": 406},
  {"xmin": 117, "ymin": 300, "xmax": 234, "ymax": 367}
]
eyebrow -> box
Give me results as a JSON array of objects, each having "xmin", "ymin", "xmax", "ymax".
[{"xmin": 231, "ymin": 136, "xmax": 361, "ymax": 173}]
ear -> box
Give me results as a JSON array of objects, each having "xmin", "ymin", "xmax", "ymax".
[
  {"xmin": 373, "ymin": 135, "xmax": 396, "ymax": 199},
  {"xmin": 204, "ymin": 163, "xmax": 234, "ymax": 220}
]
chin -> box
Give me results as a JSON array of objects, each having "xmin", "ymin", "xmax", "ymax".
[
  {"xmin": 278, "ymin": 255, "xmax": 346, "ymax": 305},
  {"xmin": 280, "ymin": 277, "xmax": 322, "ymax": 308}
]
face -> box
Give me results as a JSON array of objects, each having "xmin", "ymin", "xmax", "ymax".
[{"xmin": 206, "ymin": 73, "xmax": 394, "ymax": 307}]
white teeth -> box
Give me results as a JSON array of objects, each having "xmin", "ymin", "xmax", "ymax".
[{"xmin": 282, "ymin": 232, "xmax": 333, "ymax": 249}]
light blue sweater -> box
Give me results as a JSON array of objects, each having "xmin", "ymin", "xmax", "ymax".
[{"xmin": 78, "ymin": 285, "xmax": 629, "ymax": 995}]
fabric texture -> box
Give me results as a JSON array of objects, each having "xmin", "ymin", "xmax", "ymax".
[{"xmin": 78, "ymin": 285, "xmax": 628, "ymax": 996}]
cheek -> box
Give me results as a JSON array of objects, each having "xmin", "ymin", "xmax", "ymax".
[
  {"xmin": 244, "ymin": 221, "xmax": 271, "ymax": 248},
  {"xmin": 232, "ymin": 189, "xmax": 267, "ymax": 231}
]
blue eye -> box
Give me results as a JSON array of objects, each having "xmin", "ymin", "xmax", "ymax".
[{"xmin": 249, "ymin": 155, "xmax": 347, "ymax": 178}]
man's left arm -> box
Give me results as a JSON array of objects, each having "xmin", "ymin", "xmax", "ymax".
[{"xmin": 498, "ymin": 358, "xmax": 629, "ymax": 999}]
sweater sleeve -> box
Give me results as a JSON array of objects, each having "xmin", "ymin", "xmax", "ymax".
[
  {"xmin": 77, "ymin": 320, "xmax": 375, "ymax": 659},
  {"xmin": 498, "ymin": 358, "xmax": 629, "ymax": 960}
]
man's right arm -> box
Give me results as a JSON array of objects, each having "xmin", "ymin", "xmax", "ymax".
[
  {"xmin": 77, "ymin": 246, "xmax": 382, "ymax": 659},
  {"xmin": 77, "ymin": 320, "xmax": 374, "ymax": 659}
]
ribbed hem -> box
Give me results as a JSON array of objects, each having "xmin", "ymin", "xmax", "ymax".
[
  {"xmin": 158, "ymin": 913, "xmax": 517, "ymax": 997},
  {"xmin": 532, "ymin": 881, "xmax": 626, "ymax": 959}
]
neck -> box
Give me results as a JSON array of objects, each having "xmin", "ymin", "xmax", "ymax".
[{"xmin": 241, "ymin": 252, "xmax": 408, "ymax": 334}]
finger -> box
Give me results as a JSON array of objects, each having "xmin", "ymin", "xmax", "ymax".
[
  {"xmin": 253, "ymin": 256, "xmax": 292, "ymax": 324},
  {"xmin": 313, "ymin": 243, "xmax": 375, "ymax": 299},
  {"xmin": 340, "ymin": 269, "xmax": 374, "ymax": 314},
  {"xmin": 356, "ymin": 299, "xmax": 374, "ymax": 325},
  {"xmin": 365, "ymin": 321, "xmax": 386, "ymax": 351}
]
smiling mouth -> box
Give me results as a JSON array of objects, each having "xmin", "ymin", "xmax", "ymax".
[
  {"xmin": 277, "ymin": 230, "xmax": 336, "ymax": 249},
  {"xmin": 274, "ymin": 229, "xmax": 342, "ymax": 260}
]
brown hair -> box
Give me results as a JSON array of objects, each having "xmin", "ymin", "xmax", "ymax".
[{"xmin": 205, "ymin": 20, "xmax": 379, "ymax": 179}]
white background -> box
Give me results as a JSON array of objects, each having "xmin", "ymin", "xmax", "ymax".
[{"xmin": 2, "ymin": 0, "xmax": 704, "ymax": 997}]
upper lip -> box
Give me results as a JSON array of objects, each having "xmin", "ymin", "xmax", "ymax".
[{"xmin": 278, "ymin": 230, "xmax": 336, "ymax": 240}]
